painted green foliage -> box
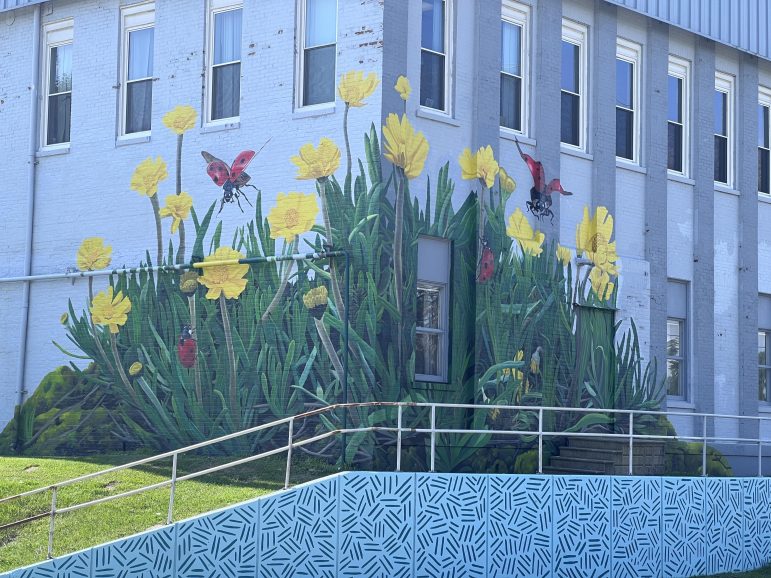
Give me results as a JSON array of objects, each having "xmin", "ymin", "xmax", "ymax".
[{"xmin": 2, "ymin": 72, "xmax": 665, "ymax": 472}]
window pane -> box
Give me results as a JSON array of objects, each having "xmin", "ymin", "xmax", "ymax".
[
  {"xmin": 416, "ymin": 332, "xmax": 440, "ymax": 376},
  {"xmin": 500, "ymin": 73, "xmax": 522, "ymax": 130},
  {"xmin": 47, "ymin": 93, "xmax": 71, "ymax": 145},
  {"xmin": 561, "ymin": 91, "xmax": 579, "ymax": 145},
  {"xmin": 303, "ymin": 44, "xmax": 335, "ymax": 106},
  {"xmin": 306, "ymin": 0, "xmax": 336, "ymax": 47},
  {"xmin": 760, "ymin": 148, "xmax": 770, "ymax": 193},
  {"xmin": 501, "ymin": 21, "xmax": 521, "ymax": 76},
  {"xmin": 666, "ymin": 359, "xmax": 682, "ymax": 397},
  {"xmin": 760, "ymin": 105, "xmax": 769, "ymax": 148},
  {"xmin": 714, "ymin": 90, "xmax": 727, "ymax": 135},
  {"xmin": 214, "ymin": 9, "xmax": 242, "ymax": 64},
  {"xmin": 420, "ymin": 50, "xmax": 445, "ymax": 110},
  {"xmin": 616, "ymin": 107, "xmax": 633, "ymax": 159},
  {"xmin": 667, "ymin": 320, "xmax": 681, "ymax": 357},
  {"xmin": 128, "ymin": 27, "xmax": 154, "ymax": 80},
  {"xmin": 668, "ymin": 122, "xmax": 683, "ymax": 172},
  {"xmin": 417, "ymin": 286, "xmax": 440, "ymax": 329},
  {"xmin": 421, "ymin": 0, "xmax": 444, "ymax": 53},
  {"xmin": 760, "ymin": 368, "xmax": 768, "ymax": 402},
  {"xmin": 126, "ymin": 79, "xmax": 152, "ymax": 133},
  {"xmin": 759, "ymin": 332, "xmax": 767, "ymax": 365},
  {"xmin": 212, "ymin": 62, "xmax": 240, "ymax": 120},
  {"xmin": 561, "ymin": 41, "xmax": 579, "ymax": 92},
  {"xmin": 616, "ymin": 59, "xmax": 633, "ymax": 108},
  {"xmin": 668, "ymin": 75, "xmax": 682, "ymax": 123},
  {"xmin": 49, "ymin": 44, "xmax": 72, "ymax": 94},
  {"xmin": 714, "ymin": 135, "xmax": 728, "ymax": 183}
]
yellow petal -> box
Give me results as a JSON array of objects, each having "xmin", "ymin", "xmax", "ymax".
[
  {"xmin": 395, "ymin": 75, "xmax": 411, "ymax": 101},
  {"xmin": 458, "ymin": 148, "xmax": 477, "ymax": 181},
  {"xmin": 162, "ymin": 105, "xmax": 197, "ymax": 135}
]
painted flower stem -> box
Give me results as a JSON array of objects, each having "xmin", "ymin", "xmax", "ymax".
[
  {"xmin": 110, "ymin": 332, "xmax": 136, "ymax": 403},
  {"xmin": 343, "ymin": 103, "xmax": 352, "ymax": 182},
  {"xmin": 314, "ymin": 316, "xmax": 345, "ymax": 378},
  {"xmin": 149, "ymin": 194, "xmax": 163, "ymax": 266},
  {"xmin": 261, "ymin": 237, "xmax": 296, "ymax": 321},
  {"xmin": 188, "ymin": 295, "xmax": 202, "ymax": 405},
  {"xmin": 219, "ymin": 294, "xmax": 240, "ymax": 428},
  {"xmin": 317, "ymin": 179, "xmax": 346, "ymax": 319},
  {"xmin": 175, "ymin": 134, "xmax": 186, "ymax": 264},
  {"xmin": 393, "ymin": 169, "xmax": 405, "ymax": 371}
]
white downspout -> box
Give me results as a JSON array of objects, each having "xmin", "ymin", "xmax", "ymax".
[{"xmin": 16, "ymin": 3, "xmax": 42, "ymax": 410}]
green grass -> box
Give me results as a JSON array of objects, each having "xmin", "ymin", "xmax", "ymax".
[
  {"xmin": 0, "ymin": 453, "xmax": 336, "ymax": 573},
  {"xmin": 700, "ymin": 568, "xmax": 771, "ymax": 577}
]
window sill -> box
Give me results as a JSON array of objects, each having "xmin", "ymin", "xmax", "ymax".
[
  {"xmin": 116, "ymin": 133, "xmax": 151, "ymax": 147},
  {"xmin": 667, "ymin": 172, "xmax": 695, "ymax": 186},
  {"xmin": 36, "ymin": 145, "xmax": 70, "ymax": 158},
  {"xmin": 616, "ymin": 159, "xmax": 646, "ymax": 175},
  {"xmin": 201, "ymin": 120, "xmax": 240, "ymax": 134},
  {"xmin": 560, "ymin": 145, "xmax": 592, "ymax": 162},
  {"xmin": 758, "ymin": 193, "xmax": 771, "ymax": 205},
  {"xmin": 758, "ymin": 403, "xmax": 771, "ymax": 414},
  {"xmin": 415, "ymin": 106, "xmax": 461, "ymax": 127},
  {"xmin": 499, "ymin": 128, "xmax": 535, "ymax": 147},
  {"xmin": 666, "ymin": 398, "xmax": 695, "ymax": 410},
  {"xmin": 714, "ymin": 183, "xmax": 740, "ymax": 196},
  {"xmin": 293, "ymin": 103, "xmax": 336, "ymax": 119}
]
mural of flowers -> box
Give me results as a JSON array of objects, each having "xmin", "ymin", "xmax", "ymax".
[
  {"xmin": 459, "ymin": 145, "xmax": 499, "ymax": 189},
  {"xmin": 498, "ymin": 167, "xmax": 517, "ymax": 196},
  {"xmin": 304, "ymin": 285, "xmax": 344, "ymax": 378},
  {"xmin": 556, "ymin": 244, "xmax": 572, "ymax": 267},
  {"xmin": 395, "ymin": 75, "xmax": 411, "ymax": 102},
  {"xmin": 91, "ymin": 286, "xmax": 132, "ymax": 334},
  {"xmin": 291, "ymin": 138, "xmax": 341, "ymax": 181},
  {"xmin": 159, "ymin": 192, "xmax": 193, "ymax": 234},
  {"xmin": 576, "ymin": 206, "xmax": 619, "ymax": 301},
  {"xmin": 506, "ymin": 208, "xmax": 545, "ymax": 256},
  {"xmin": 130, "ymin": 156, "xmax": 168, "ymax": 265},
  {"xmin": 77, "ymin": 237, "xmax": 112, "ymax": 271},
  {"xmin": 338, "ymin": 71, "xmax": 379, "ymax": 176},
  {"xmin": 589, "ymin": 266, "xmax": 615, "ymax": 301}
]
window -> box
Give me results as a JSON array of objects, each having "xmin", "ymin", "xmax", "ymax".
[
  {"xmin": 120, "ymin": 4, "xmax": 155, "ymax": 136},
  {"xmin": 667, "ymin": 280, "xmax": 688, "ymax": 399},
  {"xmin": 420, "ymin": 0, "xmax": 450, "ymax": 112},
  {"xmin": 500, "ymin": 2, "xmax": 529, "ymax": 133},
  {"xmin": 714, "ymin": 72, "xmax": 734, "ymax": 186},
  {"xmin": 561, "ymin": 20, "xmax": 587, "ymax": 149},
  {"xmin": 416, "ymin": 237, "xmax": 451, "ymax": 382},
  {"xmin": 42, "ymin": 20, "xmax": 73, "ymax": 147},
  {"xmin": 616, "ymin": 39, "xmax": 640, "ymax": 162},
  {"xmin": 759, "ymin": 88, "xmax": 771, "ymax": 194},
  {"xmin": 299, "ymin": 0, "xmax": 337, "ymax": 107},
  {"xmin": 207, "ymin": 1, "xmax": 242, "ymax": 122},
  {"xmin": 668, "ymin": 56, "xmax": 690, "ymax": 175},
  {"xmin": 760, "ymin": 331, "xmax": 771, "ymax": 403}
]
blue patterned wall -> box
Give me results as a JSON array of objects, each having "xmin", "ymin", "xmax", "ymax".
[{"xmin": 5, "ymin": 473, "xmax": 771, "ymax": 578}]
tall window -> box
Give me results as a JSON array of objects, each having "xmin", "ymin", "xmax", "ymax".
[
  {"xmin": 120, "ymin": 4, "xmax": 155, "ymax": 136},
  {"xmin": 667, "ymin": 56, "xmax": 689, "ymax": 174},
  {"xmin": 300, "ymin": 0, "xmax": 336, "ymax": 107},
  {"xmin": 500, "ymin": 2, "xmax": 528, "ymax": 133},
  {"xmin": 561, "ymin": 20, "xmax": 587, "ymax": 149},
  {"xmin": 616, "ymin": 39, "xmax": 640, "ymax": 162},
  {"xmin": 667, "ymin": 280, "xmax": 688, "ymax": 399},
  {"xmin": 759, "ymin": 88, "xmax": 771, "ymax": 194},
  {"xmin": 421, "ymin": 0, "xmax": 449, "ymax": 112},
  {"xmin": 43, "ymin": 20, "xmax": 73, "ymax": 147},
  {"xmin": 760, "ymin": 331, "xmax": 771, "ymax": 403},
  {"xmin": 208, "ymin": 1, "xmax": 242, "ymax": 122},
  {"xmin": 714, "ymin": 72, "xmax": 734, "ymax": 186},
  {"xmin": 416, "ymin": 237, "xmax": 451, "ymax": 382}
]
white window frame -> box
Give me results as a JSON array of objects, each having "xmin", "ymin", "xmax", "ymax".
[
  {"xmin": 295, "ymin": 0, "xmax": 338, "ymax": 110},
  {"xmin": 560, "ymin": 18, "xmax": 588, "ymax": 152},
  {"xmin": 615, "ymin": 37, "xmax": 641, "ymax": 164},
  {"xmin": 119, "ymin": 2, "xmax": 155, "ymax": 139},
  {"xmin": 714, "ymin": 71, "xmax": 735, "ymax": 188},
  {"xmin": 758, "ymin": 86, "xmax": 771, "ymax": 195},
  {"xmin": 416, "ymin": 236, "xmax": 451, "ymax": 383},
  {"xmin": 500, "ymin": 0, "xmax": 530, "ymax": 136},
  {"xmin": 667, "ymin": 55, "xmax": 690, "ymax": 177},
  {"xmin": 205, "ymin": 0, "xmax": 243, "ymax": 125},
  {"xmin": 760, "ymin": 330, "xmax": 771, "ymax": 404},
  {"xmin": 419, "ymin": 0, "xmax": 453, "ymax": 115},
  {"xmin": 41, "ymin": 19, "xmax": 74, "ymax": 150},
  {"xmin": 666, "ymin": 279, "xmax": 690, "ymax": 402}
]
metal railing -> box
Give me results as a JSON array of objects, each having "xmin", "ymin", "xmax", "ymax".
[{"xmin": 1, "ymin": 401, "xmax": 770, "ymax": 560}]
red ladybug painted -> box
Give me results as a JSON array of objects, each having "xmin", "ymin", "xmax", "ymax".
[
  {"xmin": 177, "ymin": 325, "xmax": 197, "ymax": 368},
  {"xmin": 477, "ymin": 239, "xmax": 495, "ymax": 283}
]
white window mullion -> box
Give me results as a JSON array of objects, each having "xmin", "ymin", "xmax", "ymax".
[
  {"xmin": 561, "ymin": 19, "xmax": 588, "ymax": 151},
  {"xmin": 417, "ymin": 237, "xmax": 451, "ymax": 383},
  {"xmin": 297, "ymin": 0, "xmax": 337, "ymax": 108},
  {"xmin": 120, "ymin": 3, "xmax": 155, "ymax": 138},
  {"xmin": 714, "ymin": 71, "xmax": 735, "ymax": 187},
  {"xmin": 207, "ymin": 0, "xmax": 243, "ymax": 124},
  {"xmin": 500, "ymin": 1, "xmax": 530, "ymax": 135},
  {"xmin": 420, "ymin": 0, "xmax": 452, "ymax": 114},
  {"xmin": 42, "ymin": 20, "xmax": 74, "ymax": 149},
  {"xmin": 758, "ymin": 87, "xmax": 771, "ymax": 194},
  {"xmin": 668, "ymin": 56, "xmax": 690, "ymax": 177},
  {"xmin": 616, "ymin": 38, "xmax": 641, "ymax": 163}
]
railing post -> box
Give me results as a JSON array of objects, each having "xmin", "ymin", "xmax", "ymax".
[
  {"xmin": 702, "ymin": 415, "xmax": 708, "ymax": 477},
  {"xmin": 166, "ymin": 452, "xmax": 178, "ymax": 525},
  {"xmin": 628, "ymin": 413, "xmax": 634, "ymax": 476},
  {"xmin": 285, "ymin": 417, "xmax": 294, "ymax": 490},
  {"xmin": 396, "ymin": 405, "xmax": 403, "ymax": 472},
  {"xmin": 47, "ymin": 486, "xmax": 57, "ymax": 559},
  {"xmin": 430, "ymin": 404, "xmax": 436, "ymax": 473},
  {"xmin": 538, "ymin": 408, "xmax": 543, "ymax": 474}
]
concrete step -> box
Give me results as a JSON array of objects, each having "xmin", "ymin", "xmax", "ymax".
[
  {"xmin": 548, "ymin": 456, "xmax": 616, "ymax": 475},
  {"xmin": 542, "ymin": 465, "xmax": 610, "ymax": 476},
  {"xmin": 559, "ymin": 447, "xmax": 625, "ymax": 463}
]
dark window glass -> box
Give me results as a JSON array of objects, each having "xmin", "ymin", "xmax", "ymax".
[
  {"xmin": 760, "ymin": 105, "xmax": 769, "ymax": 148},
  {"xmin": 420, "ymin": 50, "xmax": 445, "ymax": 110},
  {"xmin": 668, "ymin": 75, "xmax": 682, "ymax": 123},
  {"xmin": 760, "ymin": 148, "xmax": 770, "ymax": 194},
  {"xmin": 47, "ymin": 44, "xmax": 72, "ymax": 145},
  {"xmin": 126, "ymin": 80, "xmax": 152, "ymax": 134},
  {"xmin": 616, "ymin": 59, "xmax": 633, "ymax": 108},
  {"xmin": 561, "ymin": 41, "xmax": 578, "ymax": 92},
  {"xmin": 212, "ymin": 62, "xmax": 241, "ymax": 119},
  {"xmin": 666, "ymin": 319, "xmax": 684, "ymax": 397},
  {"xmin": 561, "ymin": 40, "xmax": 580, "ymax": 146},
  {"xmin": 500, "ymin": 20, "xmax": 522, "ymax": 131},
  {"xmin": 668, "ymin": 122, "xmax": 683, "ymax": 173},
  {"xmin": 211, "ymin": 9, "xmax": 242, "ymax": 119},
  {"xmin": 760, "ymin": 332, "xmax": 769, "ymax": 402},
  {"xmin": 49, "ymin": 44, "xmax": 72, "ymax": 94},
  {"xmin": 500, "ymin": 74, "xmax": 522, "ymax": 130},
  {"xmin": 714, "ymin": 90, "xmax": 727, "ymax": 135},
  {"xmin": 421, "ymin": 0, "xmax": 444, "ymax": 52},
  {"xmin": 616, "ymin": 108, "xmax": 633, "ymax": 160},
  {"xmin": 303, "ymin": 45, "xmax": 335, "ymax": 106},
  {"xmin": 561, "ymin": 92, "xmax": 580, "ymax": 146},
  {"xmin": 714, "ymin": 135, "xmax": 728, "ymax": 183}
]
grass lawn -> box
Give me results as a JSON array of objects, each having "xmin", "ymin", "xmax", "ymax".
[
  {"xmin": 699, "ymin": 569, "xmax": 771, "ymax": 577},
  {"xmin": 0, "ymin": 453, "xmax": 336, "ymax": 573}
]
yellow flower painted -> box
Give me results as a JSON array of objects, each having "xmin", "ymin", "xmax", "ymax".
[
  {"xmin": 159, "ymin": 192, "xmax": 193, "ymax": 234},
  {"xmin": 197, "ymin": 247, "xmax": 249, "ymax": 300},
  {"xmin": 576, "ymin": 206, "xmax": 618, "ymax": 273},
  {"xmin": 91, "ymin": 286, "xmax": 132, "ymax": 334},
  {"xmin": 130, "ymin": 156, "xmax": 168, "ymax": 197},
  {"xmin": 303, "ymin": 285, "xmax": 328, "ymax": 319},
  {"xmin": 291, "ymin": 138, "xmax": 341, "ymax": 180},
  {"xmin": 267, "ymin": 192, "xmax": 319, "ymax": 240},
  {"xmin": 77, "ymin": 237, "xmax": 112, "ymax": 271},
  {"xmin": 590, "ymin": 266, "xmax": 615, "ymax": 301},
  {"xmin": 459, "ymin": 145, "xmax": 499, "ymax": 189},
  {"xmin": 499, "ymin": 167, "xmax": 517, "ymax": 194},
  {"xmin": 179, "ymin": 271, "xmax": 199, "ymax": 295},
  {"xmin": 506, "ymin": 208, "xmax": 545, "ymax": 256},
  {"xmin": 128, "ymin": 361, "xmax": 143, "ymax": 377},
  {"xmin": 395, "ymin": 75, "xmax": 411, "ymax": 101},
  {"xmin": 556, "ymin": 244, "xmax": 572, "ymax": 267},
  {"xmin": 383, "ymin": 113, "xmax": 429, "ymax": 179},
  {"xmin": 337, "ymin": 71, "xmax": 379, "ymax": 107},
  {"xmin": 162, "ymin": 105, "xmax": 197, "ymax": 135},
  {"xmin": 60, "ymin": 312, "xmax": 69, "ymax": 325}
]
